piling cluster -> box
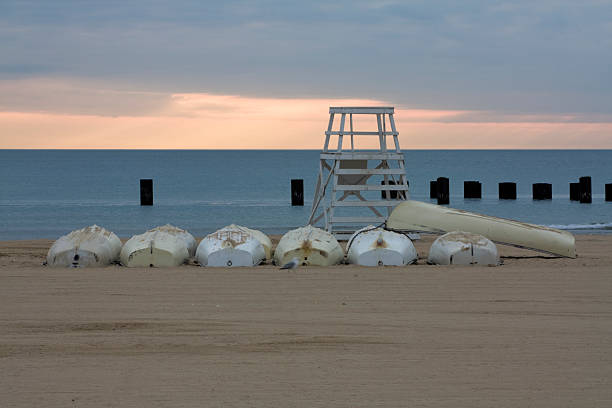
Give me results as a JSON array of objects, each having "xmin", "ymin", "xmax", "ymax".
[
  {"xmin": 139, "ymin": 178, "xmax": 612, "ymax": 208},
  {"xmin": 428, "ymin": 176, "xmax": 611, "ymax": 204}
]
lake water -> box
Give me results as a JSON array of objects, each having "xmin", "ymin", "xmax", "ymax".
[{"xmin": 1, "ymin": 150, "xmax": 610, "ymax": 240}]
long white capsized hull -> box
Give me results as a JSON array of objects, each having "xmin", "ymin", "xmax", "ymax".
[{"xmin": 387, "ymin": 200, "xmax": 576, "ymax": 258}]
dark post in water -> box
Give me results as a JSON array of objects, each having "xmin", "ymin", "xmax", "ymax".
[
  {"xmin": 381, "ymin": 180, "xmax": 398, "ymax": 199},
  {"xmin": 533, "ymin": 183, "xmax": 552, "ymax": 200},
  {"xmin": 569, "ymin": 182, "xmax": 580, "ymax": 201},
  {"xmin": 606, "ymin": 183, "xmax": 612, "ymax": 202},
  {"xmin": 579, "ymin": 176, "xmax": 592, "ymax": 204},
  {"xmin": 429, "ymin": 180, "xmax": 438, "ymax": 199},
  {"xmin": 498, "ymin": 182, "xmax": 516, "ymax": 199},
  {"xmin": 437, "ymin": 177, "xmax": 449, "ymax": 205},
  {"xmin": 464, "ymin": 181, "xmax": 482, "ymax": 199},
  {"xmin": 140, "ymin": 179, "xmax": 153, "ymax": 206},
  {"xmin": 291, "ymin": 179, "xmax": 304, "ymax": 206}
]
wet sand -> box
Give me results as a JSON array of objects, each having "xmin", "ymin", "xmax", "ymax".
[{"xmin": 1, "ymin": 235, "xmax": 611, "ymax": 407}]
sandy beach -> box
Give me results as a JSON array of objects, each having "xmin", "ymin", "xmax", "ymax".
[{"xmin": 1, "ymin": 234, "xmax": 611, "ymax": 407}]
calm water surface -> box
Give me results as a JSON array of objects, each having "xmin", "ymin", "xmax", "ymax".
[{"xmin": 1, "ymin": 150, "xmax": 610, "ymax": 240}]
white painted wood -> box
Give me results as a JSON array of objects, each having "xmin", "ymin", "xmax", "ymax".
[
  {"xmin": 387, "ymin": 200, "xmax": 576, "ymax": 258},
  {"xmin": 47, "ymin": 225, "xmax": 121, "ymax": 267},
  {"xmin": 323, "ymin": 113, "xmax": 334, "ymax": 152},
  {"xmin": 349, "ymin": 113, "xmax": 354, "ymax": 151},
  {"xmin": 389, "ymin": 113, "xmax": 401, "ymax": 153},
  {"xmin": 330, "ymin": 107, "xmax": 394, "ymax": 114},
  {"xmin": 196, "ymin": 224, "xmax": 267, "ymax": 267},
  {"xmin": 332, "ymin": 200, "xmax": 400, "ymax": 207},
  {"xmin": 335, "ymin": 184, "xmax": 407, "ymax": 191},
  {"xmin": 320, "ymin": 153, "xmax": 404, "ymax": 160},
  {"xmin": 274, "ymin": 225, "xmax": 344, "ymax": 267},
  {"xmin": 427, "ymin": 231, "xmax": 499, "ymax": 266},
  {"xmin": 309, "ymin": 106, "xmax": 409, "ymax": 239},
  {"xmin": 347, "ymin": 226, "xmax": 417, "ymax": 266},
  {"xmin": 325, "ymin": 131, "xmax": 399, "ymax": 136},
  {"xmin": 335, "ymin": 168, "xmax": 405, "ymax": 175},
  {"xmin": 337, "ymin": 160, "xmax": 369, "ymax": 186},
  {"xmin": 120, "ymin": 224, "xmax": 196, "ymax": 267},
  {"xmin": 376, "ymin": 113, "xmax": 386, "ymax": 152}
]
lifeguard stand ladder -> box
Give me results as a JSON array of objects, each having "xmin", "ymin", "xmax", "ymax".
[{"xmin": 308, "ymin": 107, "xmax": 409, "ymax": 239}]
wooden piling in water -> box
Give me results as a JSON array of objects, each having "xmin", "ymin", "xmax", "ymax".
[
  {"xmin": 464, "ymin": 181, "xmax": 482, "ymax": 199},
  {"xmin": 606, "ymin": 183, "xmax": 612, "ymax": 202},
  {"xmin": 579, "ymin": 176, "xmax": 592, "ymax": 204},
  {"xmin": 533, "ymin": 183, "xmax": 552, "ymax": 200},
  {"xmin": 570, "ymin": 183, "xmax": 580, "ymax": 201},
  {"xmin": 437, "ymin": 177, "xmax": 449, "ymax": 205},
  {"xmin": 291, "ymin": 179, "xmax": 304, "ymax": 206},
  {"xmin": 498, "ymin": 182, "xmax": 516, "ymax": 200},
  {"xmin": 430, "ymin": 181, "xmax": 437, "ymax": 199},
  {"xmin": 140, "ymin": 179, "xmax": 153, "ymax": 206},
  {"xmin": 381, "ymin": 180, "xmax": 398, "ymax": 199}
]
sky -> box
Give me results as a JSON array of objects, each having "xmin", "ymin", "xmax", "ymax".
[{"xmin": 0, "ymin": 0, "xmax": 611, "ymax": 149}]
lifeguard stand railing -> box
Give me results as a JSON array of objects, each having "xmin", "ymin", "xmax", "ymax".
[{"xmin": 308, "ymin": 107, "xmax": 409, "ymax": 239}]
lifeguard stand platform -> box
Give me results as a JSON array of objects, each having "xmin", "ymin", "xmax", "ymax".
[{"xmin": 308, "ymin": 107, "xmax": 410, "ymax": 239}]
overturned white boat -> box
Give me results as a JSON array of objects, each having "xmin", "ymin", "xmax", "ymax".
[
  {"xmin": 347, "ymin": 226, "xmax": 417, "ymax": 266},
  {"xmin": 120, "ymin": 224, "xmax": 196, "ymax": 267},
  {"xmin": 387, "ymin": 200, "xmax": 576, "ymax": 258},
  {"xmin": 196, "ymin": 224, "xmax": 269, "ymax": 267},
  {"xmin": 274, "ymin": 225, "xmax": 344, "ymax": 267},
  {"xmin": 239, "ymin": 225, "xmax": 273, "ymax": 261},
  {"xmin": 47, "ymin": 225, "xmax": 121, "ymax": 267},
  {"xmin": 428, "ymin": 231, "xmax": 499, "ymax": 266}
]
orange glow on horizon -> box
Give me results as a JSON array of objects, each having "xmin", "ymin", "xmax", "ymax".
[{"xmin": 1, "ymin": 90, "xmax": 611, "ymax": 149}]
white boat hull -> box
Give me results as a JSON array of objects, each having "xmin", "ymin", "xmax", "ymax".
[
  {"xmin": 274, "ymin": 225, "xmax": 344, "ymax": 267},
  {"xmin": 197, "ymin": 225, "xmax": 265, "ymax": 267},
  {"xmin": 120, "ymin": 225, "xmax": 196, "ymax": 267},
  {"xmin": 428, "ymin": 231, "xmax": 499, "ymax": 266},
  {"xmin": 47, "ymin": 225, "xmax": 121, "ymax": 267},
  {"xmin": 387, "ymin": 200, "xmax": 576, "ymax": 258},
  {"xmin": 347, "ymin": 226, "xmax": 417, "ymax": 266},
  {"xmin": 240, "ymin": 225, "xmax": 273, "ymax": 261}
]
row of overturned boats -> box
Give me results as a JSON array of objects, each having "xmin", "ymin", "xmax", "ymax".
[
  {"xmin": 45, "ymin": 223, "xmax": 495, "ymax": 268},
  {"xmin": 44, "ymin": 223, "xmax": 405, "ymax": 268},
  {"xmin": 45, "ymin": 201, "xmax": 578, "ymax": 268}
]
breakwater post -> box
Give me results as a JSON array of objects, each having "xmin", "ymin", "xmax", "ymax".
[
  {"xmin": 381, "ymin": 180, "xmax": 398, "ymax": 199},
  {"xmin": 430, "ymin": 181, "xmax": 437, "ymax": 199},
  {"xmin": 579, "ymin": 176, "xmax": 592, "ymax": 203},
  {"xmin": 533, "ymin": 183, "xmax": 552, "ymax": 200},
  {"xmin": 140, "ymin": 179, "xmax": 153, "ymax": 206},
  {"xmin": 498, "ymin": 182, "xmax": 516, "ymax": 199},
  {"xmin": 570, "ymin": 183, "xmax": 580, "ymax": 201},
  {"xmin": 291, "ymin": 179, "xmax": 304, "ymax": 206},
  {"xmin": 464, "ymin": 181, "xmax": 482, "ymax": 199},
  {"xmin": 437, "ymin": 177, "xmax": 449, "ymax": 205},
  {"xmin": 606, "ymin": 183, "xmax": 612, "ymax": 202}
]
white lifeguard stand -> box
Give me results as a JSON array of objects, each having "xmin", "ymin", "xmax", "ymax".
[{"xmin": 308, "ymin": 107, "xmax": 410, "ymax": 239}]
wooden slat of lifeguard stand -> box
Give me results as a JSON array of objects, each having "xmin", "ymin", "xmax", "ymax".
[{"xmin": 308, "ymin": 107, "xmax": 410, "ymax": 239}]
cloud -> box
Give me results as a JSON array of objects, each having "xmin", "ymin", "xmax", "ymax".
[
  {"xmin": 0, "ymin": 80, "xmax": 610, "ymax": 149},
  {"xmin": 0, "ymin": 78, "xmax": 172, "ymax": 116},
  {"xmin": 0, "ymin": 1, "xmax": 610, "ymax": 115}
]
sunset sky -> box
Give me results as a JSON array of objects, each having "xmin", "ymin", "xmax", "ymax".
[{"xmin": 1, "ymin": 1, "xmax": 611, "ymax": 149}]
